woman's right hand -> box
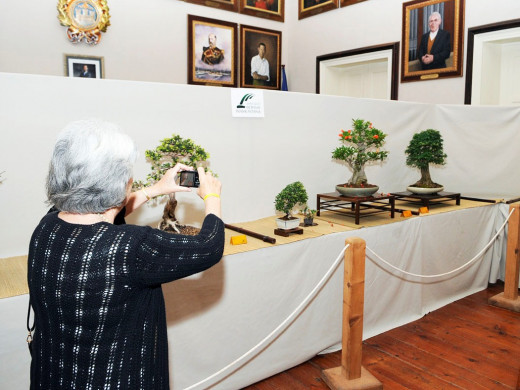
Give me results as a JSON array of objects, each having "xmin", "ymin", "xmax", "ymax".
[{"xmin": 196, "ymin": 167, "xmax": 222, "ymax": 218}]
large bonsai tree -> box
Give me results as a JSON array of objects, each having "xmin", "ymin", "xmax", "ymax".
[
  {"xmin": 405, "ymin": 129, "xmax": 447, "ymax": 188},
  {"xmin": 274, "ymin": 181, "xmax": 308, "ymax": 219},
  {"xmin": 332, "ymin": 119, "xmax": 388, "ymax": 186},
  {"xmin": 135, "ymin": 134, "xmax": 210, "ymax": 234}
]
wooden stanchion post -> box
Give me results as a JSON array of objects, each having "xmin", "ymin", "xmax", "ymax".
[
  {"xmin": 489, "ymin": 203, "xmax": 520, "ymax": 312},
  {"xmin": 321, "ymin": 237, "xmax": 382, "ymax": 390}
]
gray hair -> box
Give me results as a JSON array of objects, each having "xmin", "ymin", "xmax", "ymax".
[
  {"xmin": 46, "ymin": 119, "xmax": 138, "ymax": 213},
  {"xmin": 429, "ymin": 11, "xmax": 442, "ymax": 22}
]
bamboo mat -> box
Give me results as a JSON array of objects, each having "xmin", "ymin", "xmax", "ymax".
[
  {"xmin": 0, "ymin": 198, "xmax": 496, "ymax": 299},
  {"xmin": 0, "ymin": 256, "xmax": 28, "ymax": 299}
]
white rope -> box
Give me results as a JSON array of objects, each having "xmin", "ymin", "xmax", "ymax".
[
  {"xmin": 183, "ymin": 244, "xmax": 350, "ymax": 390},
  {"xmin": 366, "ymin": 208, "xmax": 515, "ymax": 279}
]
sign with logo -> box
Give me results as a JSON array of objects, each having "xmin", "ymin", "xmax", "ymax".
[
  {"xmin": 58, "ymin": 0, "xmax": 111, "ymax": 45},
  {"xmin": 231, "ymin": 89, "xmax": 265, "ymax": 117}
]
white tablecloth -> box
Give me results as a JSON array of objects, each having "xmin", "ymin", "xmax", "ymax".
[{"xmin": 0, "ymin": 203, "xmax": 507, "ymax": 390}]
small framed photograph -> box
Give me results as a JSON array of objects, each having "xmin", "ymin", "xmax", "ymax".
[
  {"xmin": 239, "ymin": 0, "xmax": 284, "ymax": 22},
  {"xmin": 240, "ymin": 25, "xmax": 282, "ymax": 90},
  {"xmin": 64, "ymin": 54, "xmax": 104, "ymax": 78},
  {"xmin": 183, "ymin": 0, "xmax": 238, "ymax": 13},
  {"xmin": 401, "ymin": 0, "xmax": 464, "ymax": 82},
  {"xmin": 187, "ymin": 15, "xmax": 238, "ymax": 87},
  {"xmin": 298, "ymin": 0, "xmax": 339, "ymax": 20}
]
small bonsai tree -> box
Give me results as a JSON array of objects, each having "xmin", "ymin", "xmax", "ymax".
[
  {"xmin": 332, "ymin": 119, "xmax": 388, "ymax": 187},
  {"xmin": 405, "ymin": 129, "xmax": 447, "ymax": 188},
  {"xmin": 135, "ymin": 134, "xmax": 210, "ymax": 234},
  {"xmin": 274, "ymin": 181, "xmax": 308, "ymax": 220}
]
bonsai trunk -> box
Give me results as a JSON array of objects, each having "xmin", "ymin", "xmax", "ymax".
[
  {"xmin": 160, "ymin": 193, "xmax": 180, "ymax": 233},
  {"xmin": 413, "ymin": 167, "xmax": 435, "ymax": 187},
  {"xmin": 348, "ymin": 166, "xmax": 367, "ymax": 185}
]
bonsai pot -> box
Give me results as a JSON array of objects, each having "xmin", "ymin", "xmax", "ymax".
[
  {"xmin": 303, "ymin": 217, "xmax": 314, "ymax": 226},
  {"xmin": 336, "ymin": 184, "xmax": 379, "ymax": 197},
  {"xmin": 407, "ymin": 185, "xmax": 444, "ymax": 195},
  {"xmin": 276, "ymin": 216, "xmax": 301, "ymax": 230}
]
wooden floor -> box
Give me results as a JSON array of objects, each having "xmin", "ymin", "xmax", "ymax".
[{"xmin": 244, "ymin": 283, "xmax": 520, "ymax": 390}]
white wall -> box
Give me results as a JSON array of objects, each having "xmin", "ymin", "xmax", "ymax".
[
  {"xmin": 1, "ymin": 0, "xmax": 519, "ymax": 103},
  {"xmin": 0, "ymin": 0, "xmax": 290, "ymax": 84},
  {"xmin": 287, "ymin": 0, "xmax": 520, "ymax": 103}
]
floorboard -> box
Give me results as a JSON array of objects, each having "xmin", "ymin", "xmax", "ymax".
[{"xmin": 243, "ymin": 283, "xmax": 520, "ymax": 389}]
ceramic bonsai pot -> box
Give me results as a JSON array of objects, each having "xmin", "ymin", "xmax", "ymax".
[
  {"xmin": 336, "ymin": 184, "xmax": 379, "ymax": 197},
  {"xmin": 276, "ymin": 217, "xmax": 301, "ymax": 230},
  {"xmin": 406, "ymin": 186, "xmax": 444, "ymax": 195}
]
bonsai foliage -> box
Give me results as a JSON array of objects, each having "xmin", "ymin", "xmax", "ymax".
[
  {"xmin": 405, "ymin": 129, "xmax": 447, "ymax": 188},
  {"xmin": 134, "ymin": 134, "xmax": 210, "ymax": 190},
  {"xmin": 274, "ymin": 181, "xmax": 309, "ymax": 219},
  {"xmin": 332, "ymin": 119, "xmax": 388, "ymax": 186}
]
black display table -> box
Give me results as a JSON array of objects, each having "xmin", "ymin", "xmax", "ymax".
[
  {"xmin": 317, "ymin": 192, "xmax": 395, "ymax": 225},
  {"xmin": 390, "ymin": 191, "xmax": 461, "ymax": 208}
]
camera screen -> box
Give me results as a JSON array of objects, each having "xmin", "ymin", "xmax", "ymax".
[{"xmin": 179, "ymin": 171, "xmax": 200, "ymax": 188}]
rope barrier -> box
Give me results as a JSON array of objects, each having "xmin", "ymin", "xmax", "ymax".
[
  {"xmin": 183, "ymin": 244, "xmax": 350, "ymax": 390},
  {"xmin": 366, "ymin": 208, "xmax": 514, "ymax": 280}
]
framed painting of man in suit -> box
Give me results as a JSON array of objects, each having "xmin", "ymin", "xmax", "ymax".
[
  {"xmin": 240, "ymin": 25, "xmax": 281, "ymax": 90},
  {"xmin": 187, "ymin": 15, "xmax": 238, "ymax": 87},
  {"xmin": 401, "ymin": 0, "xmax": 464, "ymax": 82}
]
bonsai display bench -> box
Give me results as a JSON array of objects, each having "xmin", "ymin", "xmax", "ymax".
[
  {"xmin": 390, "ymin": 191, "xmax": 461, "ymax": 208},
  {"xmin": 317, "ymin": 192, "xmax": 395, "ymax": 225},
  {"xmin": 274, "ymin": 227, "xmax": 304, "ymax": 237}
]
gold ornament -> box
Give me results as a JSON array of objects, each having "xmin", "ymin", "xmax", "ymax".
[{"xmin": 58, "ymin": 0, "xmax": 110, "ymax": 45}]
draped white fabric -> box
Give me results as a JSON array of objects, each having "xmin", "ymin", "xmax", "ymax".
[{"xmin": 0, "ymin": 204, "xmax": 503, "ymax": 390}]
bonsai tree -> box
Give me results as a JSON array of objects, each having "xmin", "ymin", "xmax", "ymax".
[
  {"xmin": 405, "ymin": 129, "xmax": 447, "ymax": 188},
  {"xmin": 135, "ymin": 134, "xmax": 210, "ymax": 234},
  {"xmin": 332, "ymin": 119, "xmax": 388, "ymax": 187},
  {"xmin": 274, "ymin": 181, "xmax": 308, "ymax": 220}
]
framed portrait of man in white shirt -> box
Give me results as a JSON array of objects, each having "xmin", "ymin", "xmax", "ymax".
[{"xmin": 240, "ymin": 25, "xmax": 282, "ymax": 90}]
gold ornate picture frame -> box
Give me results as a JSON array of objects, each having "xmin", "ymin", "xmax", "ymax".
[
  {"xmin": 57, "ymin": 0, "xmax": 111, "ymax": 45},
  {"xmin": 183, "ymin": 0, "xmax": 239, "ymax": 13},
  {"xmin": 298, "ymin": 0, "xmax": 338, "ymax": 20},
  {"xmin": 401, "ymin": 0, "xmax": 464, "ymax": 82},
  {"xmin": 188, "ymin": 15, "xmax": 238, "ymax": 87},
  {"xmin": 239, "ymin": 1, "xmax": 284, "ymax": 22}
]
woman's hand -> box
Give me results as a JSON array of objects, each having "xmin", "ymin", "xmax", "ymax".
[
  {"xmin": 148, "ymin": 163, "xmax": 194, "ymax": 198},
  {"xmin": 196, "ymin": 167, "xmax": 222, "ymax": 218}
]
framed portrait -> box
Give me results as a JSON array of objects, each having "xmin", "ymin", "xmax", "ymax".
[
  {"xmin": 240, "ymin": 25, "xmax": 282, "ymax": 90},
  {"xmin": 239, "ymin": 0, "xmax": 284, "ymax": 22},
  {"xmin": 64, "ymin": 54, "xmax": 104, "ymax": 78},
  {"xmin": 401, "ymin": 0, "xmax": 464, "ymax": 82},
  {"xmin": 340, "ymin": 0, "xmax": 367, "ymax": 7},
  {"xmin": 187, "ymin": 15, "xmax": 238, "ymax": 87},
  {"xmin": 183, "ymin": 0, "xmax": 238, "ymax": 13},
  {"xmin": 298, "ymin": 0, "xmax": 338, "ymax": 20}
]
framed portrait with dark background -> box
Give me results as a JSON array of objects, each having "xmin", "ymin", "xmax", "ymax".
[
  {"xmin": 401, "ymin": 0, "xmax": 464, "ymax": 82},
  {"xmin": 298, "ymin": 0, "xmax": 338, "ymax": 20},
  {"xmin": 64, "ymin": 54, "xmax": 104, "ymax": 78},
  {"xmin": 239, "ymin": 0, "xmax": 284, "ymax": 22},
  {"xmin": 240, "ymin": 25, "xmax": 282, "ymax": 90},
  {"xmin": 187, "ymin": 15, "xmax": 238, "ymax": 87},
  {"xmin": 183, "ymin": 0, "xmax": 238, "ymax": 13},
  {"xmin": 340, "ymin": 0, "xmax": 367, "ymax": 7}
]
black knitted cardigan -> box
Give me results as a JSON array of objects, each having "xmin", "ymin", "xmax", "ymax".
[{"xmin": 28, "ymin": 211, "xmax": 224, "ymax": 390}]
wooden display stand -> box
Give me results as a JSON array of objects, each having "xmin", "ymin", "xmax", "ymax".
[
  {"xmin": 489, "ymin": 203, "xmax": 520, "ymax": 312},
  {"xmin": 274, "ymin": 227, "xmax": 303, "ymax": 237},
  {"xmin": 321, "ymin": 237, "xmax": 382, "ymax": 390}
]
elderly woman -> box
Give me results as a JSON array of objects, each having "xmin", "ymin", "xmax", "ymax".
[{"xmin": 28, "ymin": 120, "xmax": 224, "ymax": 389}]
